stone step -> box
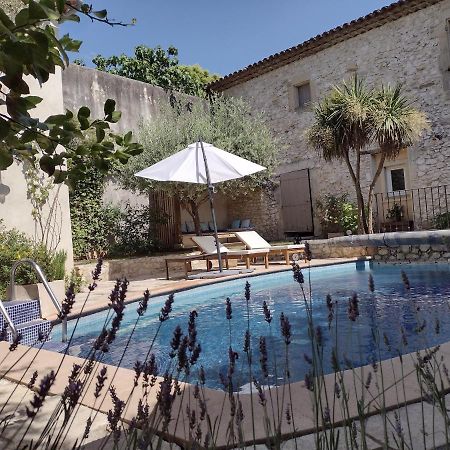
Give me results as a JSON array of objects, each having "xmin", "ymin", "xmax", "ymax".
[
  {"xmin": 0, "ymin": 299, "xmax": 41, "ymax": 329},
  {"xmin": 7, "ymin": 319, "xmax": 51, "ymax": 347}
]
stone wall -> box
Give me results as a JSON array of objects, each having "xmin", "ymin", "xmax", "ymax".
[
  {"xmin": 307, "ymin": 240, "xmax": 375, "ymax": 259},
  {"xmin": 0, "ymin": 69, "xmax": 74, "ymax": 269},
  {"xmin": 222, "ymin": 0, "xmax": 450, "ymax": 237},
  {"xmin": 226, "ymin": 188, "xmax": 281, "ymax": 240},
  {"xmin": 373, "ymin": 243, "xmax": 450, "ymax": 263}
]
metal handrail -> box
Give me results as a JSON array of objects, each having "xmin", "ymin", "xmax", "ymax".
[{"xmin": 9, "ymin": 259, "xmax": 67, "ymax": 343}]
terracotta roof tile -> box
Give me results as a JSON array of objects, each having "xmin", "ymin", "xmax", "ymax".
[{"xmin": 210, "ymin": 0, "xmax": 444, "ymax": 91}]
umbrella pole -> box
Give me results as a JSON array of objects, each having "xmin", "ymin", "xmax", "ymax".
[{"xmin": 199, "ymin": 140, "xmax": 223, "ymax": 272}]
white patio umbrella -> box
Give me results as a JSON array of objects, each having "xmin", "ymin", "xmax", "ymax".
[{"xmin": 135, "ymin": 141, "xmax": 266, "ymax": 273}]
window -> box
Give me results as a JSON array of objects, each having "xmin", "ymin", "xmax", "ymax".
[
  {"xmin": 386, "ymin": 167, "xmax": 406, "ymax": 194},
  {"xmin": 297, "ymin": 83, "xmax": 311, "ymax": 109}
]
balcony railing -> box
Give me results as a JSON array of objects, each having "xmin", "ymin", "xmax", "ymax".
[{"xmin": 373, "ymin": 184, "xmax": 450, "ymax": 233}]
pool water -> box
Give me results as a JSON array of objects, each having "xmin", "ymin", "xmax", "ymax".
[{"xmin": 54, "ymin": 262, "xmax": 450, "ymax": 390}]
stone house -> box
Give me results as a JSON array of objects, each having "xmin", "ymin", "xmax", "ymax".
[{"xmin": 211, "ymin": 0, "xmax": 450, "ymax": 239}]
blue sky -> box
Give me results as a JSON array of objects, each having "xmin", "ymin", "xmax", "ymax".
[{"xmin": 62, "ymin": 0, "xmax": 393, "ymax": 77}]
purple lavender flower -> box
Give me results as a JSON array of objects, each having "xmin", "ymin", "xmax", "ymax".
[
  {"xmin": 107, "ymin": 386, "xmax": 125, "ymax": 443},
  {"xmin": 304, "ymin": 242, "xmax": 312, "ymax": 261},
  {"xmin": 137, "ymin": 289, "xmax": 150, "ymax": 316},
  {"xmin": 304, "ymin": 353, "xmax": 313, "ymax": 365},
  {"xmin": 245, "ymin": 281, "xmax": 251, "ymax": 303},
  {"xmin": 159, "ymin": 293, "xmax": 174, "ymax": 322},
  {"xmin": 394, "ymin": 411, "xmax": 404, "ymax": 440},
  {"xmin": 177, "ymin": 335, "xmax": 189, "ymax": 373},
  {"xmin": 280, "ymin": 313, "xmax": 291, "ymax": 345},
  {"xmin": 259, "ymin": 336, "xmax": 269, "ymax": 377},
  {"xmin": 334, "ymin": 382, "xmax": 341, "ymax": 399},
  {"xmin": 347, "ymin": 293, "xmax": 359, "ymax": 321},
  {"xmin": 133, "ymin": 361, "xmax": 143, "ymax": 387},
  {"xmin": 170, "ymin": 325, "xmax": 183, "ymax": 358},
  {"xmin": 59, "ymin": 283, "xmax": 76, "ymax": 319},
  {"xmin": 190, "ymin": 344, "xmax": 201, "ymax": 366},
  {"xmin": 243, "ymin": 330, "xmax": 250, "ymax": 354},
  {"xmin": 292, "ymin": 263, "xmax": 304, "ymax": 284},
  {"xmin": 88, "ymin": 259, "xmax": 103, "ymax": 291},
  {"xmin": 157, "ymin": 373, "xmax": 174, "ymax": 432},
  {"xmin": 188, "ymin": 310, "xmax": 198, "ymax": 351},
  {"xmin": 262, "ymin": 300, "xmax": 272, "ymax": 323},
  {"xmin": 226, "ymin": 298, "xmax": 232, "ymax": 320},
  {"xmin": 253, "ymin": 378, "xmax": 266, "ymax": 405}
]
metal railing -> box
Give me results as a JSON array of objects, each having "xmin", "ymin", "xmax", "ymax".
[
  {"xmin": 373, "ymin": 184, "xmax": 450, "ymax": 233},
  {"xmin": 7, "ymin": 259, "xmax": 67, "ymax": 343}
]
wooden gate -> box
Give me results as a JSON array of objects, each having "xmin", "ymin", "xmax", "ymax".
[
  {"xmin": 149, "ymin": 191, "xmax": 181, "ymax": 249},
  {"xmin": 280, "ymin": 169, "xmax": 314, "ymax": 236}
]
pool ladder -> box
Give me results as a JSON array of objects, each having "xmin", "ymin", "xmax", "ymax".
[{"xmin": 0, "ymin": 259, "xmax": 67, "ymax": 344}]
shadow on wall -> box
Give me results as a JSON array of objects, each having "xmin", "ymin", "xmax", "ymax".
[{"xmin": 0, "ymin": 173, "xmax": 10, "ymax": 204}]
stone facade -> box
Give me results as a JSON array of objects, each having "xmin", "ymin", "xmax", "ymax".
[
  {"xmin": 219, "ymin": 0, "xmax": 450, "ymax": 238},
  {"xmin": 226, "ymin": 188, "xmax": 281, "ymax": 240}
]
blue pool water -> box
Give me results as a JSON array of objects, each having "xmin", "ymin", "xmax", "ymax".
[{"xmin": 54, "ymin": 262, "xmax": 450, "ymax": 390}]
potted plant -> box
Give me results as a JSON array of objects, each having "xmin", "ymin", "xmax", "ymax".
[
  {"xmin": 315, "ymin": 194, "xmax": 358, "ymax": 238},
  {"xmin": 386, "ymin": 203, "xmax": 404, "ymax": 222}
]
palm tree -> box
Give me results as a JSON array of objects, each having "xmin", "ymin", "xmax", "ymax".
[
  {"xmin": 308, "ymin": 76, "xmax": 428, "ymax": 234},
  {"xmin": 368, "ymin": 84, "xmax": 428, "ymax": 232}
]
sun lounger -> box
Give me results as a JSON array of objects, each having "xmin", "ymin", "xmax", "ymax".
[
  {"xmin": 192, "ymin": 236, "xmax": 269, "ymax": 269},
  {"xmin": 234, "ymin": 231, "xmax": 306, "ymax": 264},
  {"xmin": 164, "ymin": 254, "xmax": 206, "ymax": 279}
]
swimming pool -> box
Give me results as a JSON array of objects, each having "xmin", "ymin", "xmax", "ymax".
[{"xmin": 54, "ymin": 261, "xmax": 450, "ymax": 390}]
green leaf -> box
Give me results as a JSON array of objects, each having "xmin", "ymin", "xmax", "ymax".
[
  {"xmin": 77, "ymin": 106, "xmax": 90, "ymax": 120},
  {"xmin": 123, "ymin": 131, "xmax": 132, "ymax": 145},
  {"xmin": 39, "ymin": 154, "xmax": 55, "ymax": 175},
  {"xmin": 0, "ymin": 147, "xmax": 13, "ymax": 169},
  {"xmin": 53, "ymin": 169, "xmax": 67, "ymax": 183},
  {"xmin": 0, "ymin": 118, "xmax": 10, "ymax": 140},
  {"xmin": 95, "ymin": 127, "xmax": 105, "ymax": 143},
  {"xmin": 110, "ymin": 111, "xmax": 121, "ymax": 123},
  {"xmin": 29, "ymin": 1, "xmax": 49, "ymax": 21},
  {"xmin": 104, "ymin": 99, "xmax": 116, "ymax": 116},
  {"xmin": 93, "ymin": 9, "xmax": 107, "ymax": 19}
]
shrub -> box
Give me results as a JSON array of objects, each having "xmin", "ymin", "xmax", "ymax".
[
  {"xmin": 0, "ymin": 222, "xmax": 66, "ymax": 299},
  {"xmin": 432, "ymin": 211, "xmax": 450, "ymax": 230},
  {"xmin": 315, "ymin": 194, "xmax": 358, "ymax": 236},
  {"xmin": 108, "ymin": 203, "xmax": 168, "ymax": 257}
]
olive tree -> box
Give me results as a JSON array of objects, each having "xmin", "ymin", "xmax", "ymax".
[{"xmin": 120, "ymin": 96, "xmax": 279, "ymax": 235}]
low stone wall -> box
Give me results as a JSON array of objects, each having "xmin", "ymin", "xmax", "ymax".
[
  {"xmin": 372, "ymin": 243, "xmax": 450, "ymax": 262},
  {"xmin": 323, "ymin": 230, "xmax": 450, "ymax": 263},
  {"xmin": 75, "ymin": 255, "xmax": 198, "ymax": 282},
  {"xmin": 307, "ymin": 240, "xmax": 375, "ymax": 259}
]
